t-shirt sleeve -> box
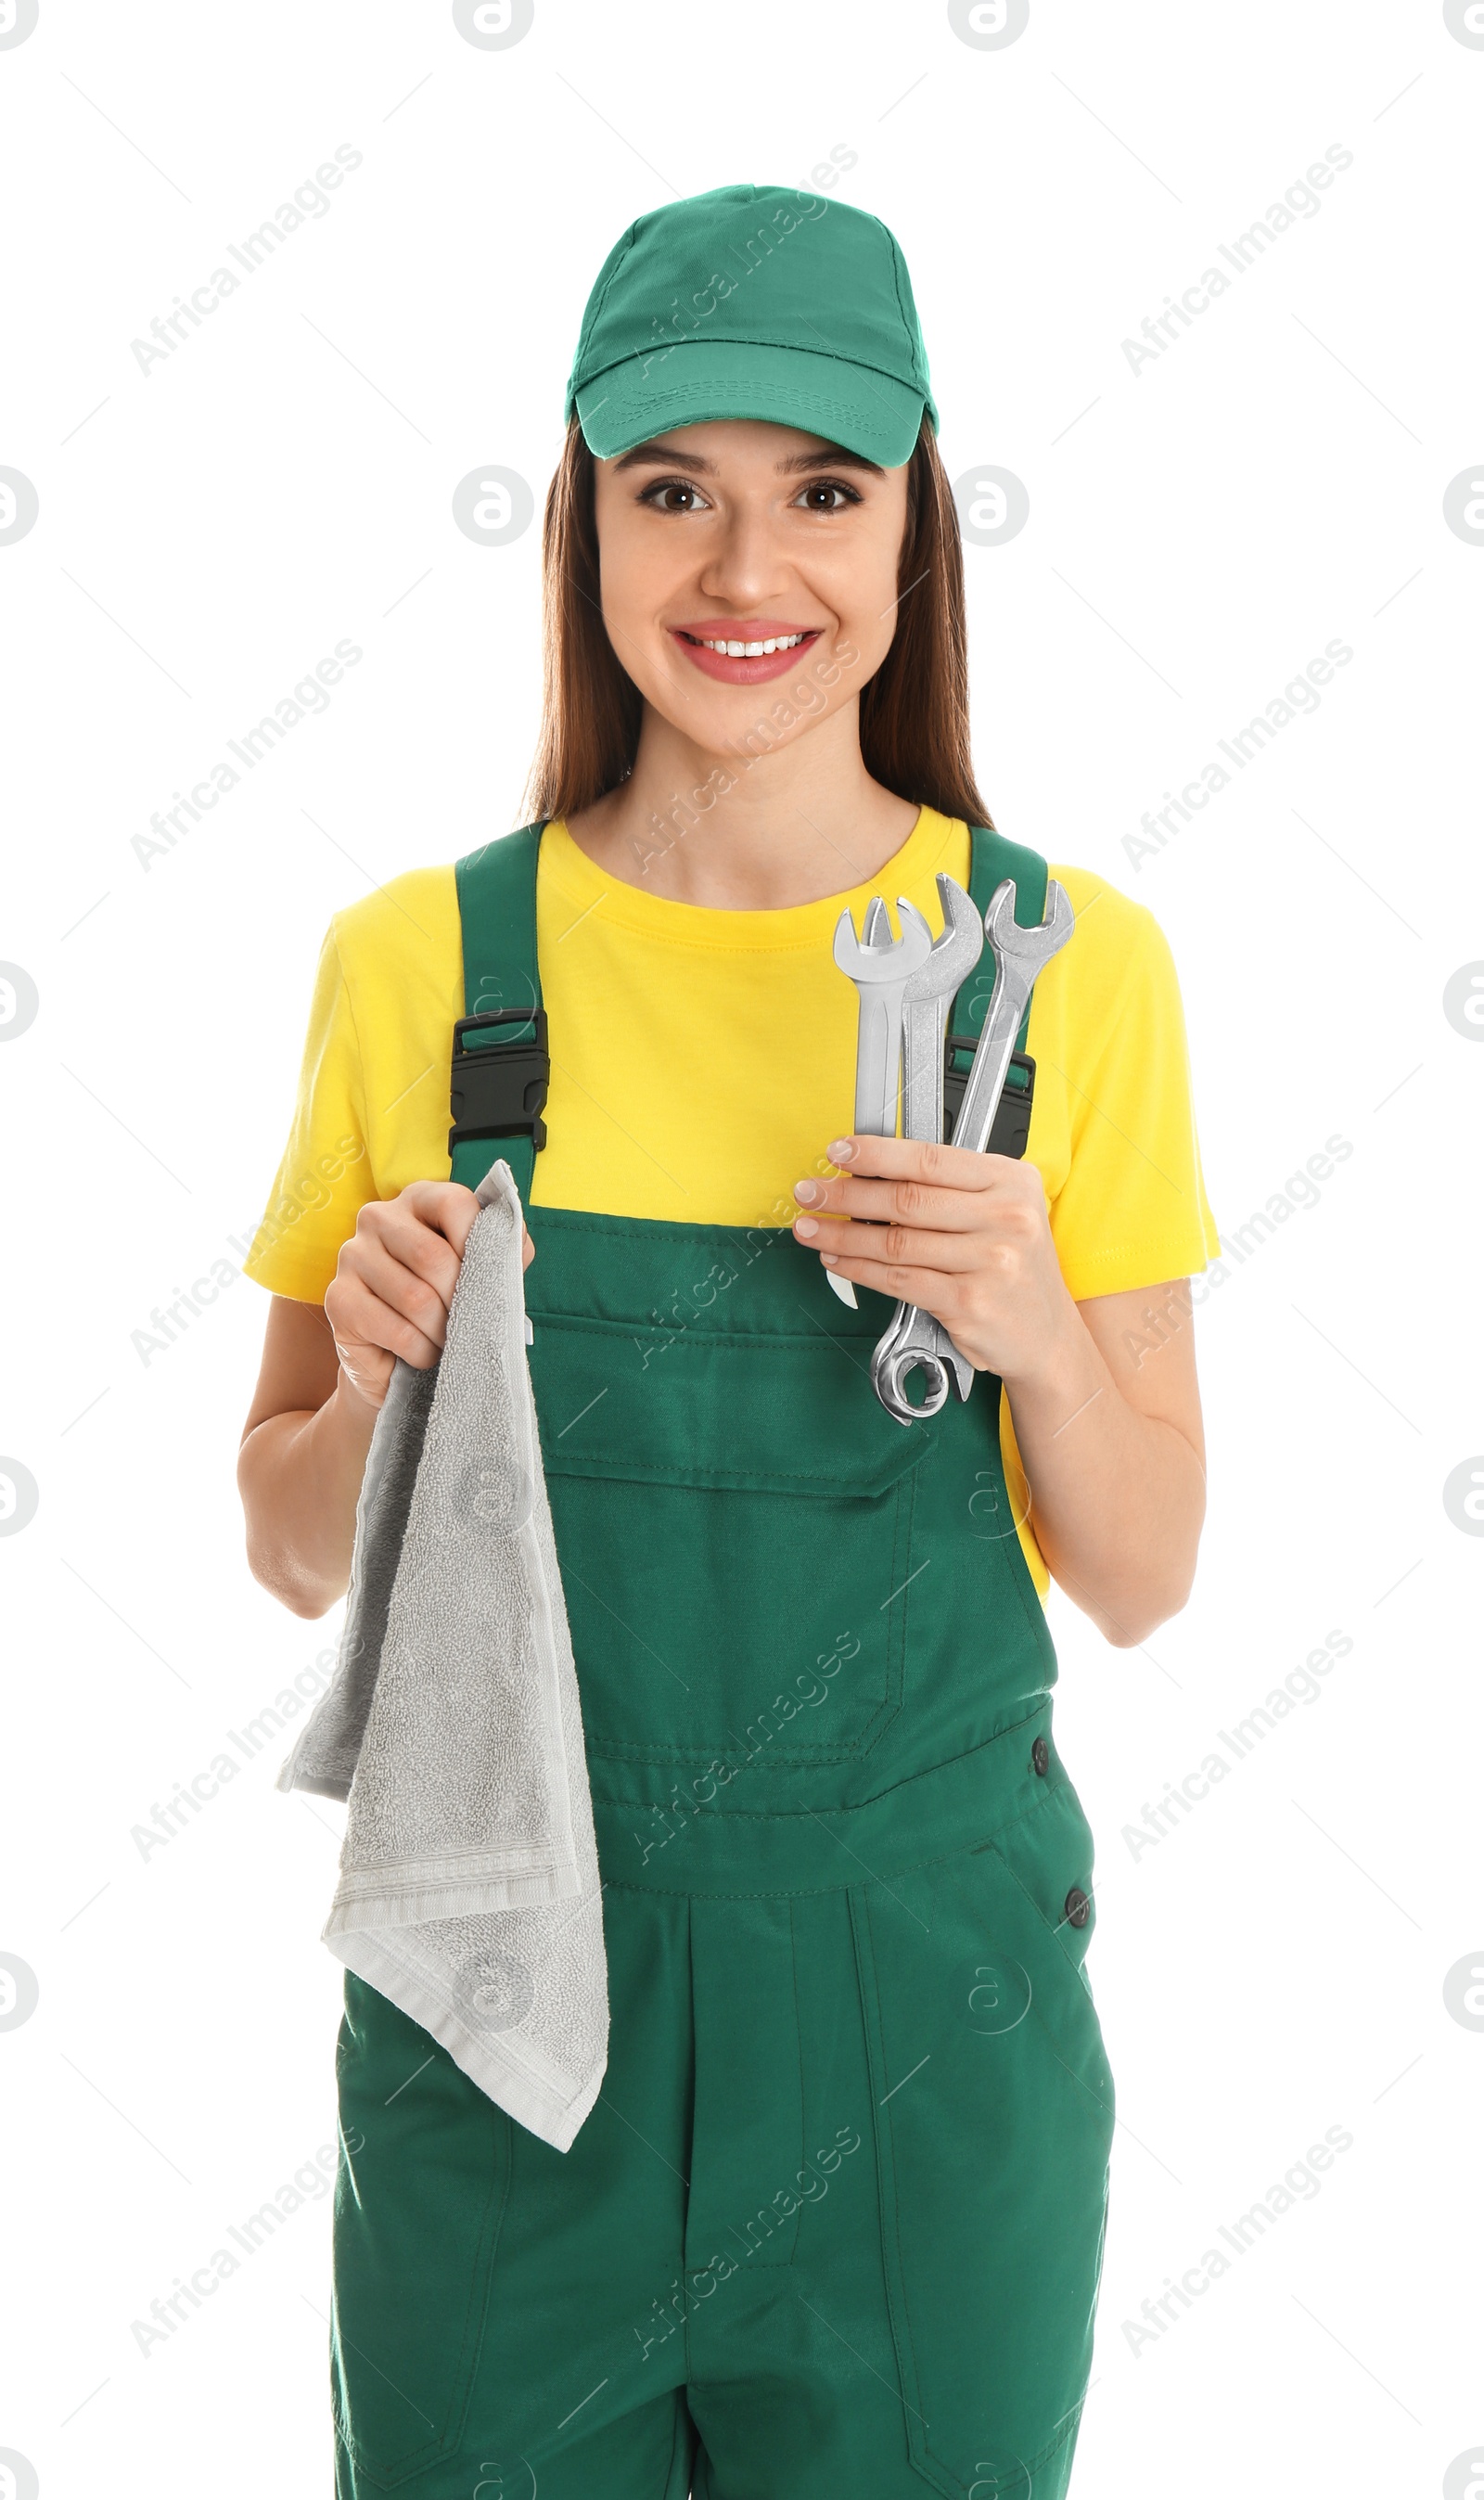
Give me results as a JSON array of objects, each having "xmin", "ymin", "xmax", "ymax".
[
  {"xmin": 240, "ymin": 922, "xmax": 379, "ymax": 1304},
  {"xmin": 1044, "ymin": 895, "xmax": 1221, "ymax": 1303}
]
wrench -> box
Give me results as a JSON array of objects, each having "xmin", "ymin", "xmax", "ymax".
[
  {"xmin": 827, "ymin": 894, "xmax": 934, "ymax": 1309},
  {"xmin": 950, "ymin": 877, "xmax": 1073, "ymax": 1158},
  {"xmin": 866, "ymin": 878, "xmax": 985, "ymax": 1398},
  {"xmin": 831, "ymin": 892, "xmax": 933, "ymax": 1138},
  {"xmin": 901, "ymin": 876, "xmax": 985, "ymax": 1143},
  {"xmin": 869, "ymin": 876, "xmax": 1074, "ymax": 1426}
]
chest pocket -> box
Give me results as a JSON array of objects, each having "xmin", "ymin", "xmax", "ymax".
[{"xmin": 530, "ymin": 1317, "xmax": 927, "ymax": 1770}]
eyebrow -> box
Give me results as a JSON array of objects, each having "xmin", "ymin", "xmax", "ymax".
[{"xmin": 611, "ymin": 438, "xmax": 885, "ymax": 479}]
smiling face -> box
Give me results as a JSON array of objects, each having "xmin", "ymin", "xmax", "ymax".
[{"xmin": 590, "ymin": 418, "xmax": 911, "ymax": 757}]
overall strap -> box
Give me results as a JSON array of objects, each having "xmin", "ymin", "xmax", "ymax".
[
  {"xmin": 944, "ymin": 823, "xmax": 1049, "ymax": 1158},
  {"xmin": 449, "ymin": 823, "xmax": 549, "ymax": 1204},
  {"xmin": 953, "ymin": 824, "xmax": 1048, "ymax": 1047}
]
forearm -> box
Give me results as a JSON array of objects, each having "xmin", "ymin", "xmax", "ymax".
[
  {"xmin": 1005, "ymin": 1300, "xmax": 1205, "ymax": 1646},
  {"xmin": 237, "ymin": 1373, "xmax": 377, "ymax": 1618}
]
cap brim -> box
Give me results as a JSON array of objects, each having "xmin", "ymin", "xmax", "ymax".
[{"xmin": 575, "ymin": 339, "xmax": 926, "ymax": 468}]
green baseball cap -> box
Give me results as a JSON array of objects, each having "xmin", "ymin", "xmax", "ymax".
[{"xmin": 565, "ymin": 183, "xmax": 938, "ymax": 468}]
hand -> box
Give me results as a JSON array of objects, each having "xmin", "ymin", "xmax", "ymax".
[
  {"xmin": 325, "ymin": 1180, "xmax": 535, "ymax": 1412},
  {"xmin": 791, "ymin": 1135, "xmax": 1079, "ymax": 1389}
]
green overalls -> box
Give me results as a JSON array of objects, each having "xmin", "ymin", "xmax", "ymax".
[{"xmin": 330, "ymin": 824, "xmax": 1115, "ymax": 2500}]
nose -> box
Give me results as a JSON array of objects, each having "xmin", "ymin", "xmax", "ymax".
[{"xmin": 695, "ymin": 498, "xmax": 789, "ymax": 612}]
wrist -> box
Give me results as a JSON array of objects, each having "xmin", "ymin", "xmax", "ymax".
[
  {"xmin": 998, "ymin": 1276, "xmax": 1093, "ymax": 1404},
  {"xmin": 331, "ymin": 1365, "xmax": 383, "ymax": 1443}
]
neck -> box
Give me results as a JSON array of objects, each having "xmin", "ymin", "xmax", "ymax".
[{"xmin": 563, "ymin": 699, "xmax": 921, "ymax": 909}]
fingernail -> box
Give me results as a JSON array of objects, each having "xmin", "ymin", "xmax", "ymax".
[
  {"xmin": 829, "ymin": 1137, "xmax": 856, "ymax": 1163},
  {"xmin": 794, "ymin": 1178, "xmax": 824, "ymax": 1206},
  {"xmin": 820, "ymin": 1251, "xmax": 838, "ymax": 1266},
  {"xmin": 795, "ymin": 1216, "xmax": 819, "ymax": 1239}
]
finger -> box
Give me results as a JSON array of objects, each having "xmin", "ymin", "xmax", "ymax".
[
  {"xmin": 360, "ymin": 1201, "xmax": 466, "ymax": 1309},
  {"xmin": 327, "ymin": 1273, "xmax": 444, "ymax": 1373},
  {"xmin": 792, "ymin": 1213, "xmax": 984, "ymax": 1272},
  {"xmin": 825, "ymin": 1135, "xmax": 1015, "ymax": 1189},
  {"xmin": 337, "ymin": 1234, "xmax": 453, "ymax": 1356},
  {"xmin": 812, "ymin": 1246, "xmax": 966, "ymax": 1314},
  {"xmin": 794, "ymin": 1171, "xmax": 987, "ymax": 1231},
  {"xmin": 400, "ymin": 1178, "xmax": 482, "ymax": 1259}
]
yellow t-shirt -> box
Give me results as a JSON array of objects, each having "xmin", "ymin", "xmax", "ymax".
[{"xmin": 245, "ymin": 806, "xmax": 1219, "ymax": 1597}]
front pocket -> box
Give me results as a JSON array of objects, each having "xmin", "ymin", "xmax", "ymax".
[
  {"xmin": 531, "ymin": 1319, "xmax": 926, "ymax": 1766},
  {"xmin": 987, "ymin": 1777, "xmax": 1102, "ymax": 1995},
  {"xmin": 332, "ymin": 1974, "xmax": 510, "ymax": 2489},
  {"xmin": 851, "ymin": 1837, "xmax": 1115, "ymax": 2498}
]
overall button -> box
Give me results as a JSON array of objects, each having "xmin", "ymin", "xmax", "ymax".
[
  {"xmin": 1030, "ymin": 1737, "xmax": 1049, "ymax": 1776},
  {"xmin": 1064, "ymin": 1886, "xmax": 1090, "ymax": 1929}
]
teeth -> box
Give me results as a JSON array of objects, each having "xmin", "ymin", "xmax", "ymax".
[{"xmin": 697, "ymin": 632, "xmax": 805, "ymax": 656}]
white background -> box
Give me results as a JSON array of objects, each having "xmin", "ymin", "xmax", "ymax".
[{"xmin": 2, "ymin": 1, "xmax": 1481, "ymax": 2494}]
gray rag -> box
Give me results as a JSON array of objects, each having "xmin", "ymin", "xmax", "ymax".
[{"xmin": 275, "ymin": 1159, "xmax": 609, "ymax": 2152}]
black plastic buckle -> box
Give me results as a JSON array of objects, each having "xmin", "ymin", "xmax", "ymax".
[
  {"xmin": 942, "ymin": 1038, "xmax": 1035, "ymax": 1160},
  {"xmin": 449, "ymin": 1008, "xmax": 550, "ymax": 1154}
]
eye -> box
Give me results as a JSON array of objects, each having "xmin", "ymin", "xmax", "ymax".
[
  {"xmin": 791, "ymin": 478, "xmax": 863, "ymax": 513},
  {"xmin": 637, "ymin": 477, "xmax": 712, "ymax": 514}
]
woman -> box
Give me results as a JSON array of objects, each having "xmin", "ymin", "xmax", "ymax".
[{"xmin": 239, "ymin": 184, "xmax": 1216, "ymax": 2500}]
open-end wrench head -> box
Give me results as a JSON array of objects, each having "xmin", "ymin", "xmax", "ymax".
[
  {"xmin": 902, "ymin": 875, "xmax": 984, "ymax": 1001},
  {"xmin": 982, "ymin": 876, "xmax": 1075, "ymax": 973},
  {"xmin": 832, "ymin": 899, "xmax": 935, "ymax": 983}
]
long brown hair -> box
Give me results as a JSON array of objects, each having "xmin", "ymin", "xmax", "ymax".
[{"xmin": 522, "ymin": 416, "xmax": 994, "ymax": 830}]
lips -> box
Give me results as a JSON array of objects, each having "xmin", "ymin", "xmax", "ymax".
[{"xmin": 671, "ymin": 622, "xmax": 825, "ymax": 686}]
